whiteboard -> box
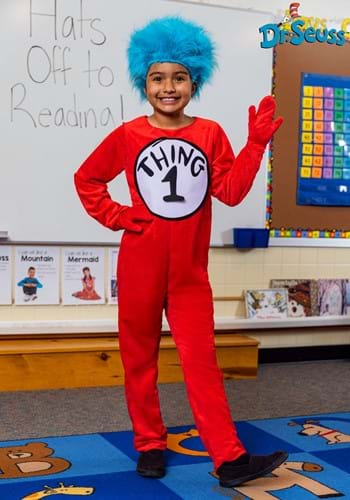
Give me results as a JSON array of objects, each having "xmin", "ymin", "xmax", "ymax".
[{"xmin": 0, "ymin": 0, "xmax": 272, "ymax": 245}]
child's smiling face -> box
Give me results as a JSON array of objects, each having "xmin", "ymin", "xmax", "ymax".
[{"xmin": 144, "ymin": 62, "xmax": 196, "ymax": 118}]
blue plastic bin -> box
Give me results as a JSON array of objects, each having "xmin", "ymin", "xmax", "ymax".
[{"xmin": 233, "ymin": 228, "xmax": 270, "ymax": 248}]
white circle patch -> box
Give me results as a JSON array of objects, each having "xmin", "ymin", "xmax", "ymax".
[{"xmin": 135, "ymin": 138, "xmax": 209, "ymax": 219}]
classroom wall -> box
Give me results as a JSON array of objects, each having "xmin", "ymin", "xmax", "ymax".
[
  {"xmin": 3, "ymin": 245, "xmax": 350, "ymax": 319},
  {"xmin": 2, "ymin": 246, "xmax": 350, "ymax": 348},
  {"xmin": 210, "ymin": 246, "xmax": 350, "ymax": 348}
]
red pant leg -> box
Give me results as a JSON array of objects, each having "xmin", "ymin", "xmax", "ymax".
[
  {"xmin": 166, "ymin": 268, "xmax": 246, "ymax": 470},
  {"xmin": 117, "ymin": 229, "xmax": 168, "ymax": 451}
]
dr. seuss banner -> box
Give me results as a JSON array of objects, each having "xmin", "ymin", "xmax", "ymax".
[
  {"xmin": 0, "ymin": 246, "xmax": 12, "ymax": 305},
  {"xmin": 108, "ymin": 248, "xmax": 118, "ymax": 305},
  {"xmin": 62, "ymin": 247, "xmax": 105, "ymax": 305},
  {"xmin": 15, "ymin": 247, "xmax": 59, "ymax": 305}
]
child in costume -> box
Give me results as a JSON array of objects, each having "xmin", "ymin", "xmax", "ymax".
[{"xmin": 74, "ymin": 16, "xmax": 287, "ymax": 487}]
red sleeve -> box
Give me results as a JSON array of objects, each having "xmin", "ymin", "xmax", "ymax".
[
  {"xmin": 211, "ymin": 124, "xmax": 266, "ymax": 206},
  {"xmin": 74, "ymin": 125, "xmax": 127, "ymax": 231}
]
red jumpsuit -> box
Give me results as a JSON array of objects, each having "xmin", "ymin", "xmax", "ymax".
[{"xmin": 74, "ymin": 115, "xmax": 266, "ymax": 469}]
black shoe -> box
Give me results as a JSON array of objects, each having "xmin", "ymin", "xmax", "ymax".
[
  {"xmin": 217, "ymin": 450, "xmax": 288, "ymax": 487},
  {"xmin": 136, "ymin": 449, "xmax": 166, "ymax": 478}
]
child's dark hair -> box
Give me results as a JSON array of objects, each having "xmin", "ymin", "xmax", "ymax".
[
  {"xmin": 28, "ymin": 266, "xmax": 35, "ymax": 272},
  {"xmin": 82, "ymin": 267, "xmax": 92, "ymax": 281}
]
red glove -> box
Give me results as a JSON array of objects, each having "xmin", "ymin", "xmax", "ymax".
[
  {"xmin": 117, "ymin": 205, "xmax": 153, "ymax": 233},
  {"xmin": 248, "ymin": 95, "xmax": 283, "ymax": 147}
]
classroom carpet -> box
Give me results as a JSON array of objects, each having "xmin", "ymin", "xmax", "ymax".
[{"xmin": 0, "ymin": 412, "xmax": 349, "ymax": 499}]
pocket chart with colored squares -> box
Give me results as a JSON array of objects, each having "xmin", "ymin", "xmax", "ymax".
[{"xmin": 298, "ymin": 72, "xmax": 350, "ymax": 206}]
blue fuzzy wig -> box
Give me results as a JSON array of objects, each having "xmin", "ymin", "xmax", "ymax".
[{"xmin": 127, "ymin": 16, "xmax": 217, "ymax": 100}]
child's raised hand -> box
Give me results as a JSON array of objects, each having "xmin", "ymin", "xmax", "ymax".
[
  {"xmin": 118, "ymin": 205, "xmax": 153, "ymax": 233},
  {"xmin": 248, "ymin": 95, "xmax": 283, "ymax": 147}
]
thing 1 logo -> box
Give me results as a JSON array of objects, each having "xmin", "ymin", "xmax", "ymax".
[{"xmin": 135, "ymin": 138, "xmax": 209, "ymax": 219}]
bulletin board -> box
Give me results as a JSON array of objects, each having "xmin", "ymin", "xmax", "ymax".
[{"xmin": 269, "ymin": 42, "xmax": 350, "ymax": 240}]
